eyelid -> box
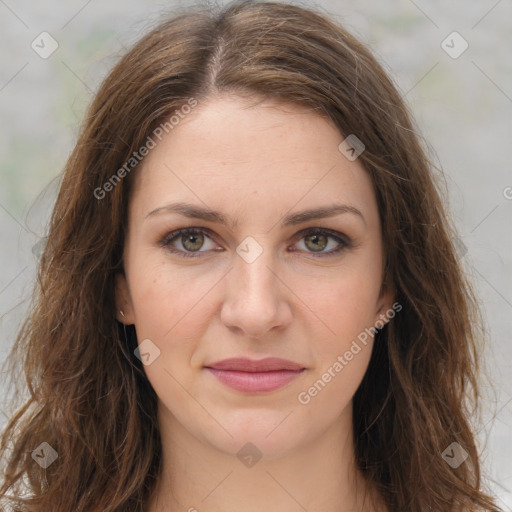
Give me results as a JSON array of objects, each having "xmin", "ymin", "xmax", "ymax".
[
  {"xmin": 293, "ymin": 227, "xmax": 351, "ymax": 246},
  {"xmin": 159, "ymin": 226, "xmax": 351, "ymax": 258}
]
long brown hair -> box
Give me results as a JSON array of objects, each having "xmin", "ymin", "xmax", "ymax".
[{"xmin": 0, "ymin": 1, "xmax": 501, "ymax": 510}]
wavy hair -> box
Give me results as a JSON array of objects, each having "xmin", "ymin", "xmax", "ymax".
[{"xmin": 0, "ymin": 1, "xmax": 501, "ymax": 510}]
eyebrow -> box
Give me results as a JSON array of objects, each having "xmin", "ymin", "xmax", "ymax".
[{"xmin": 145, "ymin": 201, "xmax": 366, "ymax": 229}]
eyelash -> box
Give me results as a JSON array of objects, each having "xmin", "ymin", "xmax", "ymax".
[{"xmin": 159, "ymin": 227, "xmax": 351, "ymax": 259}]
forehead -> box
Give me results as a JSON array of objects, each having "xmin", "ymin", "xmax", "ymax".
[{"xmin": 128, "ymin": 94, "xmax": 378, "ymax": 230}]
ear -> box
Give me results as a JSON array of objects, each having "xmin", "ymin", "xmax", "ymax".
[
  {"xmin": 373, "ymin": 280, "xmax": 396, "ymax": 328},
  {"xmin": 115, "ymin": 272, "xmax": 136, "ymax": 325}
]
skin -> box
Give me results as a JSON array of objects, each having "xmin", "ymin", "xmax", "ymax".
[{"xmin": 115, "ymin": 93, "xmax": 393, "ymax": 512}]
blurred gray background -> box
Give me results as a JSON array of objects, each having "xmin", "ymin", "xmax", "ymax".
[{"xmin": 0, "ymin": 0, "xmax": 511, "ymax": 508}]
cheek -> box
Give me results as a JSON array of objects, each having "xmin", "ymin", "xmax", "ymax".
[
  {"xmin": 295, "ymin": 265, "xmax": 381, "ymax": 342},
  {"xmin": 294, "ymin": 267, "xmax": 380, "ymax": 392},
  {"xmin": 127, "ymin": 257, "xmax": 224, "ymax": 387},
  {"xmin": 296, "ymin": 339, "xmax": 373, "ymax": 426},
  {"xmin": 125, "ymin": 266, "xmax": 187, "ymax": 367},
  {"xmin": 297, "ymin": 273, "xmax": 379, "ymax": 412},
  {"xmin": 129, "ymin": 255, "xmax": 216, "ymax": 337},
  {"xmin": 314, "ymin": 294, "xmax": 376, "ymax": 393}
]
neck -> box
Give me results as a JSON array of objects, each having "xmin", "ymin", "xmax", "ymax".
[{"xmin": 147, "ymin": 401, "xmax": 387, "ymax": 512}]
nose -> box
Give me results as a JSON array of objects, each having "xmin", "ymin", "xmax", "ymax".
[{"xmin": 220, "ymin": 245, "xmax": 293, "ymax": 340}]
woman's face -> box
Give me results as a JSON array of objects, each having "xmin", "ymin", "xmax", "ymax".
[{"xmin": 116, "ymin": 94, "xmax": 393, "ymax": 458}]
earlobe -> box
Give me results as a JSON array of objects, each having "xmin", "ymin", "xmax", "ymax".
[
  {"xmin": 114, "ymin": 272, "xmax": 135, "ymax": 324},
  {"xmin": 374, "ymin": 281, "xmax": 395, "ymax": 328}
]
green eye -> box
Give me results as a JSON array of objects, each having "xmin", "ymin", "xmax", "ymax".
[{"xmin": 160, "ymin": 227, "xmax": 350, "ymax": 258}]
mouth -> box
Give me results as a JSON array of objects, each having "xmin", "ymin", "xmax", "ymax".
[{"xmin": 204, "ymin": 357, "xmax": 306, "ymax": 393}]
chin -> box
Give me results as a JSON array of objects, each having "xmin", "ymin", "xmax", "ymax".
[{"xmin": 202, "ymin": 409, "xmax": 313, "ymax": 460}]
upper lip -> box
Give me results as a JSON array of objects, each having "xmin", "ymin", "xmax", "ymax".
[{"xmin": 205, "ymin": 357, "xmax": 305, "ymax": 372}]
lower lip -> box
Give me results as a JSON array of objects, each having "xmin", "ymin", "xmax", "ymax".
[{"xmin": 206, "ymin": 368, "xmax": 305, "ymax": 393}]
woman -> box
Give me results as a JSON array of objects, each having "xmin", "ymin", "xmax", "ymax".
[{"xmin": 0, "ymin": 1, "xmax": 501, "ymax": 511}]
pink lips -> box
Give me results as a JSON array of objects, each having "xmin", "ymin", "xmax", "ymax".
[{"xmin": 205, "ymin": 357, "xmax": 305, "ymax": 393}]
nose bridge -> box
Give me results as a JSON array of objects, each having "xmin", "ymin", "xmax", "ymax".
[
  {"xmin": 220, "ymin": 235, "xmax": 291, "ymax": 337},
  {"xmin": 233, "ymin": 235, "xmax": 280, "ymax": 302}
]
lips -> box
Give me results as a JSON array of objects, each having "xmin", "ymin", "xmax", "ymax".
[
  {"xmin": 206, "ymin": 357, "xmax": 304, "ymax": 372},
  {"xmin": 204, "ymin": 357, "xmax": 305, "ymax": 393}
]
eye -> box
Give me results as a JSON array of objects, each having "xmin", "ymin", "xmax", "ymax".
[
  {"xmin": 292, "ymin": 228, "xmax": 350, "ymax": 257},
  {"xmin": 159, "ymin": 227, "xmax": 350, "ymax": 258},
  {"xmin": 159, "ymin": 228, "xmax": 219, "ymax": 258}
]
